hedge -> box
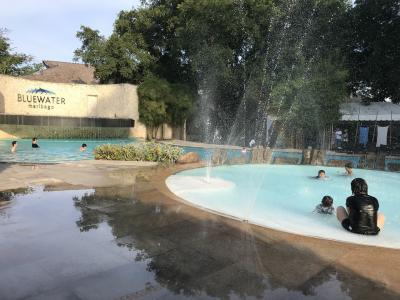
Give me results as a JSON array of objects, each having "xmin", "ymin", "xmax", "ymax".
[{"xmin": 94, "ymin": 142, "xmax": 183, "ymax": 164}]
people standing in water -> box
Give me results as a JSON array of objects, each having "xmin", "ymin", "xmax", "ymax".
[
  {"xmin": 315, "ymin": 196, "xmax": 335, "ymax": 215},
  {"xmin": 11, "ymin": 141, "xmax": 17, "ymax": 153},
  {"xmin": 80, "ymin": 143, "xmax": 87, "ymax": 151},
  {"xmin": 337, "ymin": 178, "xmax": 385, "ymax": 235},
  {"xmin": 32, "ymin": 137, "xmax": 39, "ymax": 148},
  {"xmin": 344, "ymin": 162, "xmax": 353, "ymax": 176}
]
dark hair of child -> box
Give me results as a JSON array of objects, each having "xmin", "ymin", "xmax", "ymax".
[{"xmin": 321, "ymin": 195, "xmax": 333, "ymax": 207}]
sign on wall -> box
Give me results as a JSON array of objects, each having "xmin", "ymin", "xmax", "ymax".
[{"xmin": 17, "ymin": 88, "xmax": 66, "ymax": 111}]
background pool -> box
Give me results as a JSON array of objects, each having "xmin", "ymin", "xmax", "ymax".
[
  {"xmin": 0, "ymin": 139, "xmax": 134, "ymax": 163},
  {"xmin": 167, "ymin": 165, "xmax": 400, "ymax": 248}
]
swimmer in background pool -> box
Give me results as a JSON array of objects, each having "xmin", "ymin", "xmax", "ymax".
[
  {"xmin": 337, "ymin": 178, "xmax": 385, "ymax": 235},
  {"xmin": 80, "ymin": 143, "xmax": 87, "ymax": 151},
  {"xmin": 32, "ymin": 137, "xmax": 39, "ymax": 148},
  {"xmin": 344, "ymin": 162, "xmax": 353, "ymax": 176},
  {"xmin": 11, "ymin": 141, "xmax": 17, "ymax": 153}
]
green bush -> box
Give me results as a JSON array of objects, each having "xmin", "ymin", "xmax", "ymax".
[{"xmin": 94, "ymin": 142, "xmax": 183, "ymax": 164}]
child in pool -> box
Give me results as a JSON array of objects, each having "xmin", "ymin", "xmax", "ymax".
[
  {"xmin": 315, "ymin": 195, "xmax": 335, "ymax": 215},
  {"xmin": 344, "ymin": 162, "xmax": 353, "ymax": 176},
  {"xmin": 315, "ymin": 170, "xmax": 327, "ymax": 179}
]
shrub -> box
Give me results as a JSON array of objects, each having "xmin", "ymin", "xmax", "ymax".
[{"xmin": 94, "ymin": 142, "xmax": 183, "ymax": 164}]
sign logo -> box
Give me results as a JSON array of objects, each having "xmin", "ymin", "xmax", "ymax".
[
  {"xmin": 17, "ymin": 87, "xmax": 66, "ymax": 111},
  {"xmin": 26, "ymin": 88, "xmax": 55, "ymax": 95}
]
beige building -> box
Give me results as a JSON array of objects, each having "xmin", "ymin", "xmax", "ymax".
[{"xmin": 0, "ymin": 61, "xmax": 147, "ymax": 139}]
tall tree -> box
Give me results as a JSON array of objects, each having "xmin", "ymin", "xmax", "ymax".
[
  {"xmin": 0, "ymin": 29, "xmax": 42, "ymax": 76},
  {"xmin": 138, "ymin": 74, "xmax": 194, "ymax": 139},
  {"xmin": 348, "ymin": 0, "xmax": 400, "ymax": 102},
  {"xmin": 74, "ymin": 24, "xmax": 154, "ymax": 84}
]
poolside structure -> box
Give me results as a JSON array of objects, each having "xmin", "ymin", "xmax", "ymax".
[
  {"xmin": 0, "ymin": 61, "xmax": 149, "ymax": 139},
  {"xmin": 337, "ymin": 101, "xmax": 400, "ymax": 152}
]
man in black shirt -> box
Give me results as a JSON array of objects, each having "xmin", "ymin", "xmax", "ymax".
[{"xmin": 337, "ymin": 178, "xmax": 385, "ymax": 235}]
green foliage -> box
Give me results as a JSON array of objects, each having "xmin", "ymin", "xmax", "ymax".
[
  {"xmin": 73, "ymin": 26, "xmax": 105, "ymax": 67},
  {"xmin": 74, "ymin": 20, "xmax": 155, "ymax": 84},
  {"xmin": 347, "ymin": 0, "xmax": 400, "ymax": 102},
  {"xmin": 270, "ymin": 55, "xmax": 348, "ymax": 141},
  {"xmin": 0, "ymin": 29, "xmax": 41, "ymax": 76},
  {"xmin": 137, "ymin": 74, "xmax": 194, "ymax": 138},
  {"xmin": 139, "ymin": 100, "xmax": 167, "ymax": 139},
  {"xmin": 167, "ymin": 83, "xmax": 194, "ymax": 126},
  {"xmin": 75, "ymin": 0, "xmax": 400, "ymax": 146},
  {"xmin": 94, "ymin": 142, "xmax": 183, "ymax": 163}
]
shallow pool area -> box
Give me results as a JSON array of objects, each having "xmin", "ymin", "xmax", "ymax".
[
  {"xmin": 0, "ymin": 138, "xmax": 134, "ymax": 163},
  {"xmin": 166, "ymin": 165, "xmax": 400, "ymax": 249}
]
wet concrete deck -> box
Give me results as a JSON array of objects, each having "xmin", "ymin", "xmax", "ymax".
[{"xmin": 0, "ymin": 162, "xmax": 399, "ymax": 299}]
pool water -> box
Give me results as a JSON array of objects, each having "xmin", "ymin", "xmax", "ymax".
[
  {"xmin": 166, "ymin": 165, "xmax": 400, "ymax": 248},
  {"xmin": 0, "ymin": 138, "xmax": 134, "ymax": 163}
]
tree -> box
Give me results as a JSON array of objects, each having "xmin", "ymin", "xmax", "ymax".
[
  {"xmin": 73, "ymin": 26, "xmax": 106, "ymax": 69},
  {"xmin": 348, "ymin": 0, "xmax": 400, "ymax": 102},
  {"xmin": 139, "ymin": 100, "xmax": 167, "ymax": 139},
  {"xmin": 137, "ymin": 74, "xmax": 194, "ymax": 139},
  {"xmin": 166, "ymin": 83, "xmax": 194, "ymax": 126},
  {"xmin": 74, "ymin": 0, "xmax": 350, "ymax": 147},
  {"xmin": 74, "ymin": 25, "xmax": 154, "ymax": 84},
  {"xmin": 0, "ymin": 29, "xmax": 42, "ymax": 76}
]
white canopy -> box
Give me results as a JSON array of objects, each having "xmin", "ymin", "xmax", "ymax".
[{"xmin": 340, "ymin": 102, "xmax": 400, "ymax": 121}]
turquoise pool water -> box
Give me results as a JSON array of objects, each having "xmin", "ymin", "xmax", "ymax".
[
  {"xmin": 167, "ymin": 165, "xmax": 400, "ymax": 248},
  {"xmin": 0, "ymin": 139, "xmax": 134, "ymax": 163}
]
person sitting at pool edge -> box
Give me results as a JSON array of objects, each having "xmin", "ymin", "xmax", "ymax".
[
  {"xmin": 315, "ymin": 195, "xmax": 335, "ymax": 215},
  {"xmin": 316, "ymin": 170, "xmax": 326, "ymax": 179},
  {"xmin": 32, "ymin": 137, "xmax": 39, "ymax": 148},
  {"xmin": 80, "ymin": 143, "xmax": 87, "ymax": 151},
  {"xmin": 345, "ymin": 162, "xmax": 353, "ymax": 176},
  {"xmin": 11, "ymin": 140, "xmax": 17, "ymax": 153},
  {"xmin": 337, "ymin": 178, "xmax": 385, "ymax": 235}
]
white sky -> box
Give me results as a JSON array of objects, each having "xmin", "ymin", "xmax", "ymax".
[{"xmin": 0, "ymin": 0, "xmax": 141, "ymax": 62}]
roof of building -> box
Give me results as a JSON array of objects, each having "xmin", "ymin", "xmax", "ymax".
[
  {"xmin": 23, "ymin": 60, "xmax": 98, "ymax": 84},
  {"xmin": 340, "ymin": 102, "xmax": 400, "ymax": 121}
]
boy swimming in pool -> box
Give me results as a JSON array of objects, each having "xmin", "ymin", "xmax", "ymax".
[
  {"xmin": 315, "ymin": 195, "xmax": 335, "ymax": 215},
  {"xmin": 80, "ymin": 143, "xmax": 87, "ymax": 151},
  {"xmin": 315, "ymin": 170, "xmax": 327, "ymax": 179}
]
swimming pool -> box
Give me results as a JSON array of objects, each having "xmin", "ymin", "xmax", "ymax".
[
  {"xmin": 0, "ymin": 138, "xmax": 134, "ymax": 163},
  {"xmin": 166, "ymin": 165, "xmax": 400, "ymax": 248}
]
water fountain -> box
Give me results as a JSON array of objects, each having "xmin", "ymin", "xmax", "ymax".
[{"xmin": 165, "ymin": 0, "xmax": 400, "ymax": 248}]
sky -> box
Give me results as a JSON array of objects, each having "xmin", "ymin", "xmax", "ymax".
[{"xmin": 0, "ymin": 0, "xmax": 141, "ymax": 63}]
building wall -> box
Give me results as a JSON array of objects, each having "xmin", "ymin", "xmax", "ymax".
[{"xmin": 0, "ymin": 75, "xmax": 147, "ymax": 139}]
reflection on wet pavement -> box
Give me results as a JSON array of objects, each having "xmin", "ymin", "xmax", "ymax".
[{"xmin": 0, "ymin": 185, "xmax": 398, "ymax": 300}]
